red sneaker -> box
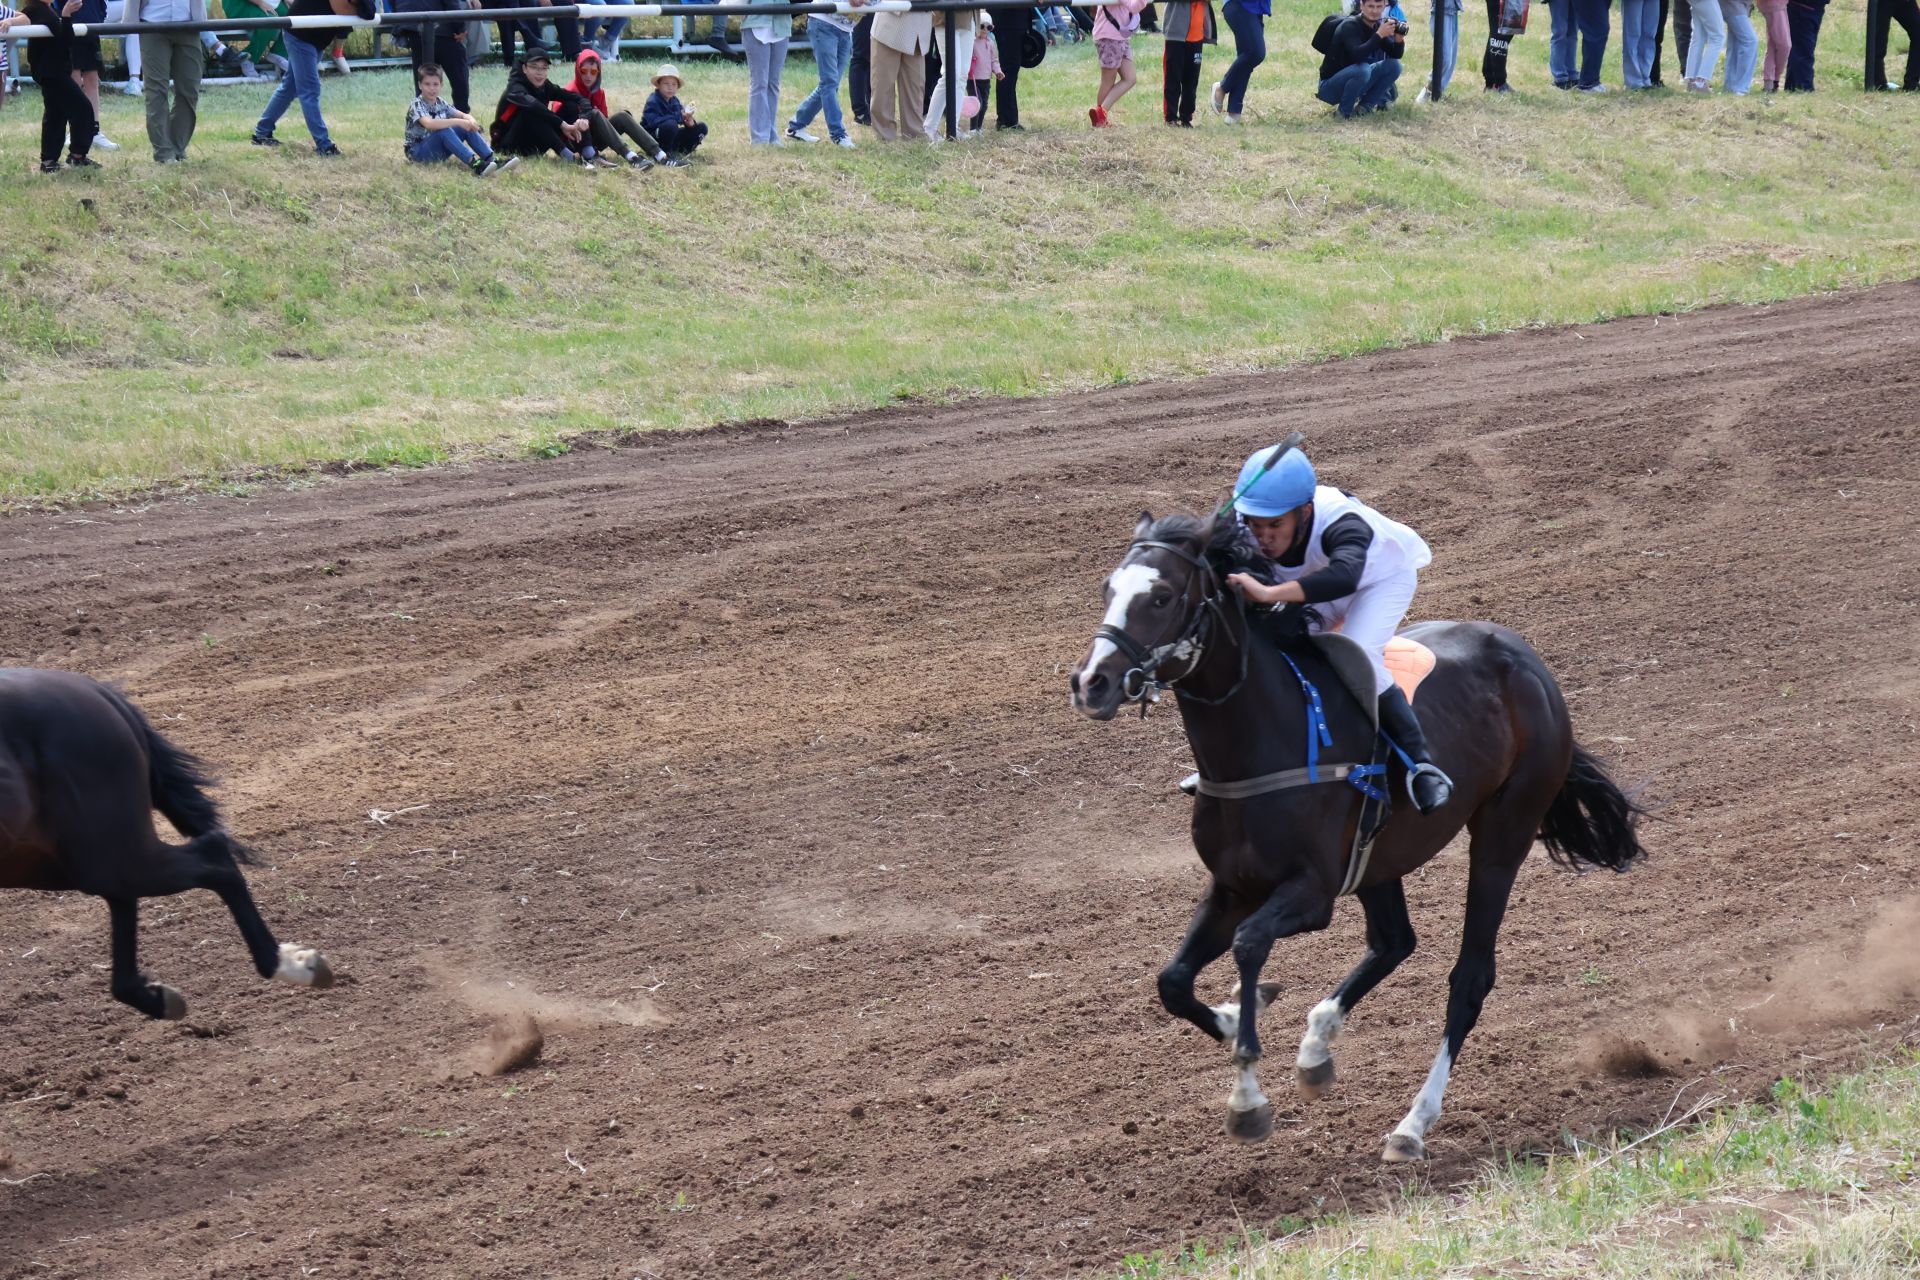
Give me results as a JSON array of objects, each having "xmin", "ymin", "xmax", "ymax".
[{"xmin": 1089, "ymin": 105, "xmax": 1110, "ymax": 128}]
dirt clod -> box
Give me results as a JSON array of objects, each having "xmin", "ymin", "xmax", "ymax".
[{"xmin": 473, "ymin": 1013, "xmax": 544, "ymax": 1077}]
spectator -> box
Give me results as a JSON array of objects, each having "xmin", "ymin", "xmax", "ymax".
[
  {"xmin": 1620, "ymin": 0, "xmax": 1658, "ymax": 85},
  {"xmin": 1667, "ymin": 0, "xmax": 1692, "ymax": 80},
  {"xmin": 965, "ymin": 14, "xmax": 1001, "ymax": 132},
  {"xmin": 1570, "ymin": 0, "xmax": 1610, "ymax": 91},
  {"xmin": 0, "ymin": 4, "xmax": 20, "ymax": 108},
  {"xmin": 925, "ymin": 6, "xmax": 982, "ymax": 136},
  {"xmin": 484, "ymin": 0, "xmax": 576, "ymax": 67},
  {"xmin": 123, "ymin": 0, "xmax": 204, "ymax": 163},
  {"xmin": 580, "ymin": 9, "xmax": 625, "ymax": 59},
  {"xmin": 1782, "ymin": 0, "xmax": 1821, "ymax": 89},
  {"xmin": 1159, "ymin": 1, "xmax": 1211, "ymax": 125},
  {"xmin": 396, "ymin": 0, "xmax": 478, "ymax": 111},
  {"xmin": 1316, "ymin": 0, "xmax": 1403, "ymax": 115},
  {"xmin": 1418, "ymin": 0, "xmax": 1519, "ymax": 99},
  {"xmin": 567, "ymin": 47, "xmax": 687, "ymax": 167},
  {"xmin": 405, "ymin": 61, "xmax": 511, "ymax": 173},
  {"xmin": 69, "ymin": 0, "xmax": 120, "ymax": 149},
  {"xmin": 19, "ymin": 0, "xmax": 98, "ymax": 170},
  {"xmin": 1088, "ymin": 0, "xmax": 1145, "ymax": 125},
  {"xmin": 1754, "ymin": 0, "xmax": 1787, "ymax": 89},
  {"xmin": 787, "ymin": 0, "xmax": 862, "ymax": 146},
  {"xmin": 849, "ymin": 11, "xmax": 872, "ymax": 122},
  {"xmin": 737, "ymin": 0, "xmax": 788, "ymax": 144},
  {"xmin": 1209, "ymin": 0, "xmax": 1264, "ymax": 122},
  {"xmin": 868, "ymin": 4, "xmax": 932, "ymax": 139},
  {"xmin": 684, "ymin": 0, "xmax": 740, "ymax": 62},
  {"xmin": 1682, "ymin": 0, "xmax": 1723, "ymax": 87},
  {"xmin": 225, "ymin": 0, "xmax": 291, "ymax": 79},
  {"xmin": 490, "ymin": 45, "xmax": 591, "ymax": 161},
  {"xmin": 987, "ymin": 3, "xmax": 1028, "ymax": 129},
  {"xmin": 1719, "ymin": 0, "xmax": 1756, "ymax": 90},
  {"xmin": 643, "ymin": 63, "xmax": 707, "ymax": 157},
  {"xmin": 1868, "ymin": 0, "xmax": 1918, "ymax": 90},
  {"xmin": 249, "ymin": 0, "xmax": 353, "ymax": 154}
]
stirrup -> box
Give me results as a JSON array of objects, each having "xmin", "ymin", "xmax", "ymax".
[
  {"xmin": 1407, "ymin": 763, "xmax": 1452, "ymax": 814},
  {"xmin": 1178, "ymin": 772, "xmax": 1200, "ymax": 796}
]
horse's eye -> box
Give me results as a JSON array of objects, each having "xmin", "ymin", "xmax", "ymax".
[{"xmin": 1150, "ymin": 593, "xmax": 1173, "ymax": 609}]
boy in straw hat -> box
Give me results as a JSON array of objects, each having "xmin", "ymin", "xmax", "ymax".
[{"xmin": 642, "ymin": 63, "xmax": 709, "ymax": 158}]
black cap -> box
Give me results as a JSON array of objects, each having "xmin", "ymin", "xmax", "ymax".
[{"xmin": 519, "ymin": 43, "xmax": 552, "ymax": 66}]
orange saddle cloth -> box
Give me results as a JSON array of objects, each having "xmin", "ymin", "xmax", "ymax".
[{"xmin": 1384, "ymin": 636, "xmax": 1437, "ymax": 703}]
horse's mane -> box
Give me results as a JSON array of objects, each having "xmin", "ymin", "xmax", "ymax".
[
  {"xmin": 1143, "ymin": 513, "xmax": 1314, "ymax": 644},
  {"xmin": 1141, "ymin": 513, "xmax": 1275, "ymax": 582}
]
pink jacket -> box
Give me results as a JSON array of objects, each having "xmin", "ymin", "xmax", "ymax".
[{"xmin": 1092, "ymin": 0, "xmax": 1148, "ymax": 40}]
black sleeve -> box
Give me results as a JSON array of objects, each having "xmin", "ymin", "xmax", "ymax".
[{"xmin": 1294, "ymin": 513, "xmax": 1374, "ymax": 603}]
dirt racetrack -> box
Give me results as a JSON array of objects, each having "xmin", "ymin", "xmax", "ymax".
[{"xmin": 3, "ymin": 282, "xmax": 1919, "ymax": 1280}]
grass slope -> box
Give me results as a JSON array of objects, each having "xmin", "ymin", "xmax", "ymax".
[
  {"xmin": 1120, "ymin": 1053, "xmax": 1920, "ymax": 1280},
  {"xmin": 1, "ymin": 5, "xmax": 1916, "ymax": 500}
]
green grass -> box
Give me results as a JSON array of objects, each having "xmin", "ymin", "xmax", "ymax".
[
  {"xmin": 1114, "ymin": 1053, "xmax": 1920, "ymax": 1280},
  {"xmin": 1, "ymin": 6, "xmax": 1917, "ymax": 501}
]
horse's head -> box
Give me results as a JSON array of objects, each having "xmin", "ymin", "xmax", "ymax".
[{"xmin": 1069, "ymin": 512, "xmax": 1266, "ymax": 720}]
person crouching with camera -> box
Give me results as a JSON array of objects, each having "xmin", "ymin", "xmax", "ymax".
[{"xmin": 1316, "ymin": 0, "xmax": 1405, "ymax": 116}]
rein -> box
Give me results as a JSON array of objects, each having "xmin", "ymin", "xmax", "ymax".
[{"xmin": 1095, "ymin": 539, "xmax": 1250, "ymax": 718}]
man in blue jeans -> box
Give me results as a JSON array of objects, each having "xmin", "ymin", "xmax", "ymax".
[
  {"xmin": 787, "ymin": 0, "xmax": 864, "ymax": 146},
  {"xmin": 1316, "ymin": 0, "xmax": 1404, "ymax": 116}
]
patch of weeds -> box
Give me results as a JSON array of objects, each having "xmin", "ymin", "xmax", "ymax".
[
  {"xmin": 360, "ymin": 441, "xmax": 446, "ymax": 470},
  {"xmin": 525, "ymin": 436, "xmax": 571, "ymax": 461}
]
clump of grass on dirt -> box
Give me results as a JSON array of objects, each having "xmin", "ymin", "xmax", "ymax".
[
  {"xmin": 1112, "ymin": 1052, "xmax": 1920, "ymax": 1280},
  {"xmin": 1, "ymin": 3, "xmax": 1916, "ymax": 502}
]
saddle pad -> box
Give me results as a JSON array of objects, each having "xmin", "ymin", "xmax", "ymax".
[
  {"xmin": 1305, "ymin": 633, "xmax": 1438, "ymax": 726},
  {"xmin": 1383, "ymin": 636, "xmax": 1437, "ymax": 703}
]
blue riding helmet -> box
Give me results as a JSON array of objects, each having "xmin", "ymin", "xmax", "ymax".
[{"xmin": 1232, "ymin": 444, "xmax": 1317, "ymax": 518}]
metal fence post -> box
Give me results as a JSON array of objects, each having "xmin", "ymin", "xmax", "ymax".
[
  {"xmin": 1864, "ymin": 0, "xmax": 1882, "ymax": 90},
  {"xmin": 943, "ymin": 9, "xmax": 958, "ymax": 139},
  {"xmin": 1429, "ymin": 0, "xmax": 1444, "ymax": 102}
]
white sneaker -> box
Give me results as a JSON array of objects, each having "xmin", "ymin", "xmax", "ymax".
[
  {"xmin": 1222, "ymin": 112, "xmax": 1242, "ymax": 124},
  {"xmin": 785, "ymin": 125, "xmax": 819, "ymax": 143},
  {"xmin": 331, "ymin": 52, "xmax": 351, "ymax": 75},
  {"xmin": 93, "ymin": 133, "xmax": 121, "ymax": 151},
  {"xmin": 1414, "ymin": 84, "xmax": 1431, "ymax": 103},
  {"xmin": 833, "ymin": 134, "xmax": 856, "ymax": 149},
  {"xmin": 1578, "ymin": 83, "xmax": 1610, "ymax": 93},
  {"xmin": 1210, "ymin": 80, "xmax": 1225, "ymax": 114},
  {"xmin": 121, "ymin": 77, "xmax": 143, "ymax": 95}
]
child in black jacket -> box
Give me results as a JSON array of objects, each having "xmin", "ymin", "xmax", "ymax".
[
  {"xmin": 19, "ymin": 0, "xmax": 98, "ymax": 171},
  {"xmin": 490, "ymin": 46, "xmax": 595, "ymax": 162}
]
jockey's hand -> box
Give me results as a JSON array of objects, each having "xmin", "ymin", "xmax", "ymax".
[{"xmin": 1226, "ymin": 573, "xmax": 1297, "ymax": 605}]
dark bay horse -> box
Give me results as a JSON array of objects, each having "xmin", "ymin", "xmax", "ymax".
[
  {"xmin": 1069, "ymin": 514, "xmax": 1645, "ymax": 1161},
  {"xmin": 0, "ymin": 668, "xmax": 333, "ymax": 1019}
]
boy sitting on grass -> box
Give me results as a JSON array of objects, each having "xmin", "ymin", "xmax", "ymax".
[
  {"xmin": 641, "ymin": 64, "xmax": 708, "ymax": 159},
  {"xmin": 407, "ymin": 62, "xmax": 517, "ymax": 175}
]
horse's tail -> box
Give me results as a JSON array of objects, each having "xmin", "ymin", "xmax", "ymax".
[
  {"xmin": 1538, "ymin": 741, "xmax": 1649, "ymax": 873},
  {"xmin": 100, "ymin": 685, "xmax": 258, "ymax": 865}
]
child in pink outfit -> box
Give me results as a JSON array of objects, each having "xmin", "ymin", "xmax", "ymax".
[{"xmin": 1089, "ymin": 0, "xmax": 1149, "ymax": 125}]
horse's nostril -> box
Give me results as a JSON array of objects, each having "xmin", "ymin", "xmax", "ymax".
[{"xmin": 1069, "ymin": 671, "xmax": 1082, "ymax": 694}]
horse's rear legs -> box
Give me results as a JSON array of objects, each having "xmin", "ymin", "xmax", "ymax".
[
  {"xmin": 107, "ymin": 897, "xmax": 185, "ymax": 1020},
  {"xmin": 195, "ymin": 836, "xmax": 334, "ymax": 990},
  {"xmin": 1382, "ymin": 856, "xmax": 1520, "ymax": 1163},
  {"xmin": 1294, "ymin": 879, "xmax": 1418, "ymax": 1100}
]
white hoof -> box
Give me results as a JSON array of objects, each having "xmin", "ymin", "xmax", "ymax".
[
  {"xmin": 275, "ymin": 943, "xmax": 335, "ymax": 989},
  {"xmin": 1382, "ymin": 1132, "xmax": 1426, "ymax": 1163}
]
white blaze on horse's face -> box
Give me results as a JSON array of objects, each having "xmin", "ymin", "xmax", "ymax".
[{"xmin": 1074, "ymin": 561, "xmax": 1164, "ymax": 712}]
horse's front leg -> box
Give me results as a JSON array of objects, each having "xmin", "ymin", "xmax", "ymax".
[
  {"xmin": 1224, "ymin": 882, "xmax": 1334, "ymax": 1143},
  {"xmin": 1155, "ymin": 880, "xmax": 1240, "ymax": 1039}
]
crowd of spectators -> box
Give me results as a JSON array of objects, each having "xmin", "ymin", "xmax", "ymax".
[{"xmin": 2, "ymin": 0, "xmax": 1913, "ymax": 172}]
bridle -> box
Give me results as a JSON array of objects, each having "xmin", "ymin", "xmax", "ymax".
[{"xmin": 1093, "ymin": 539, "xmax": 1251, "ymax": 717}]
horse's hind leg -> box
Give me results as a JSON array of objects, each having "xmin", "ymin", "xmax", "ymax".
[
  {"xmin": 107, "ymin": 897, "xmax": 186, "ymax": 1020},
  {"xmin": 1382, "ymin": 848, "xmax": 1523, "ymax": 1163},
  {"xmin": 193, "ymin": 836, "xmax": 334, "ymax": 989},
  {"xmin": 1295, "ymin": 878, "xmax": 1417, "ymax": 1101}
]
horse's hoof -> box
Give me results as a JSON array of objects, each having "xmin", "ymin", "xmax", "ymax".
[
  {"xmin": 1381, "ymin": 1133, "xmax": 1426, "ymax": 1163},
  {"xmin": 276, "ymin": 944, "xmax": 334, "ymax": 989},
  {"xmin": 1225, "ymin": 1103, "xmax": 1275, "ymax": 1144},
  {"xmin": 157, "ymin": 985, "xmax": 187, "ymax": 1020},
  {"xmin": 1297, "ymin": 1057, "xmax": 1336, "ymax": 1101},
  {"xmin": 1227, "ymin": 980, "xmax": 1283, "ymax": 1011}
]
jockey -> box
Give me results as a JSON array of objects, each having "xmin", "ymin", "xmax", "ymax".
[{"xmin": 1201, "ymin": 442, "xmax": 1454, "ymax": 814}]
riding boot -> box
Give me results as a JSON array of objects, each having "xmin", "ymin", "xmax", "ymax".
[{"xmin": 1376, "ymin": 686, "xmax": 1453, "ymax": 814}]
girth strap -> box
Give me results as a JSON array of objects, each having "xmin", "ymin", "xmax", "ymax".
[{"xmin": 1193, "ymin": 762, "xmax": 1367, "ymax": 800}]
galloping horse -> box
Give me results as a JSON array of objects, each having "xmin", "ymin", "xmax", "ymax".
[
  {"xmin": 1070, "ymin": 513, "xmax": 1645, "ymax": 1161},
  {"xmin": 0, "ymin": 668, "xmax": 333, "ymax": 1019}
]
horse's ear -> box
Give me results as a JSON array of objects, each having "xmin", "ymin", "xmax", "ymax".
[{"xmin": 1133, "ymin": 510, "xmax": 1154, "ymax": 542}]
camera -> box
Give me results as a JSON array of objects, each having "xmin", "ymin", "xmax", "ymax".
[{"xmin": 1388, "ymin": 17, "xmax": 1408, "ymax": 34}]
